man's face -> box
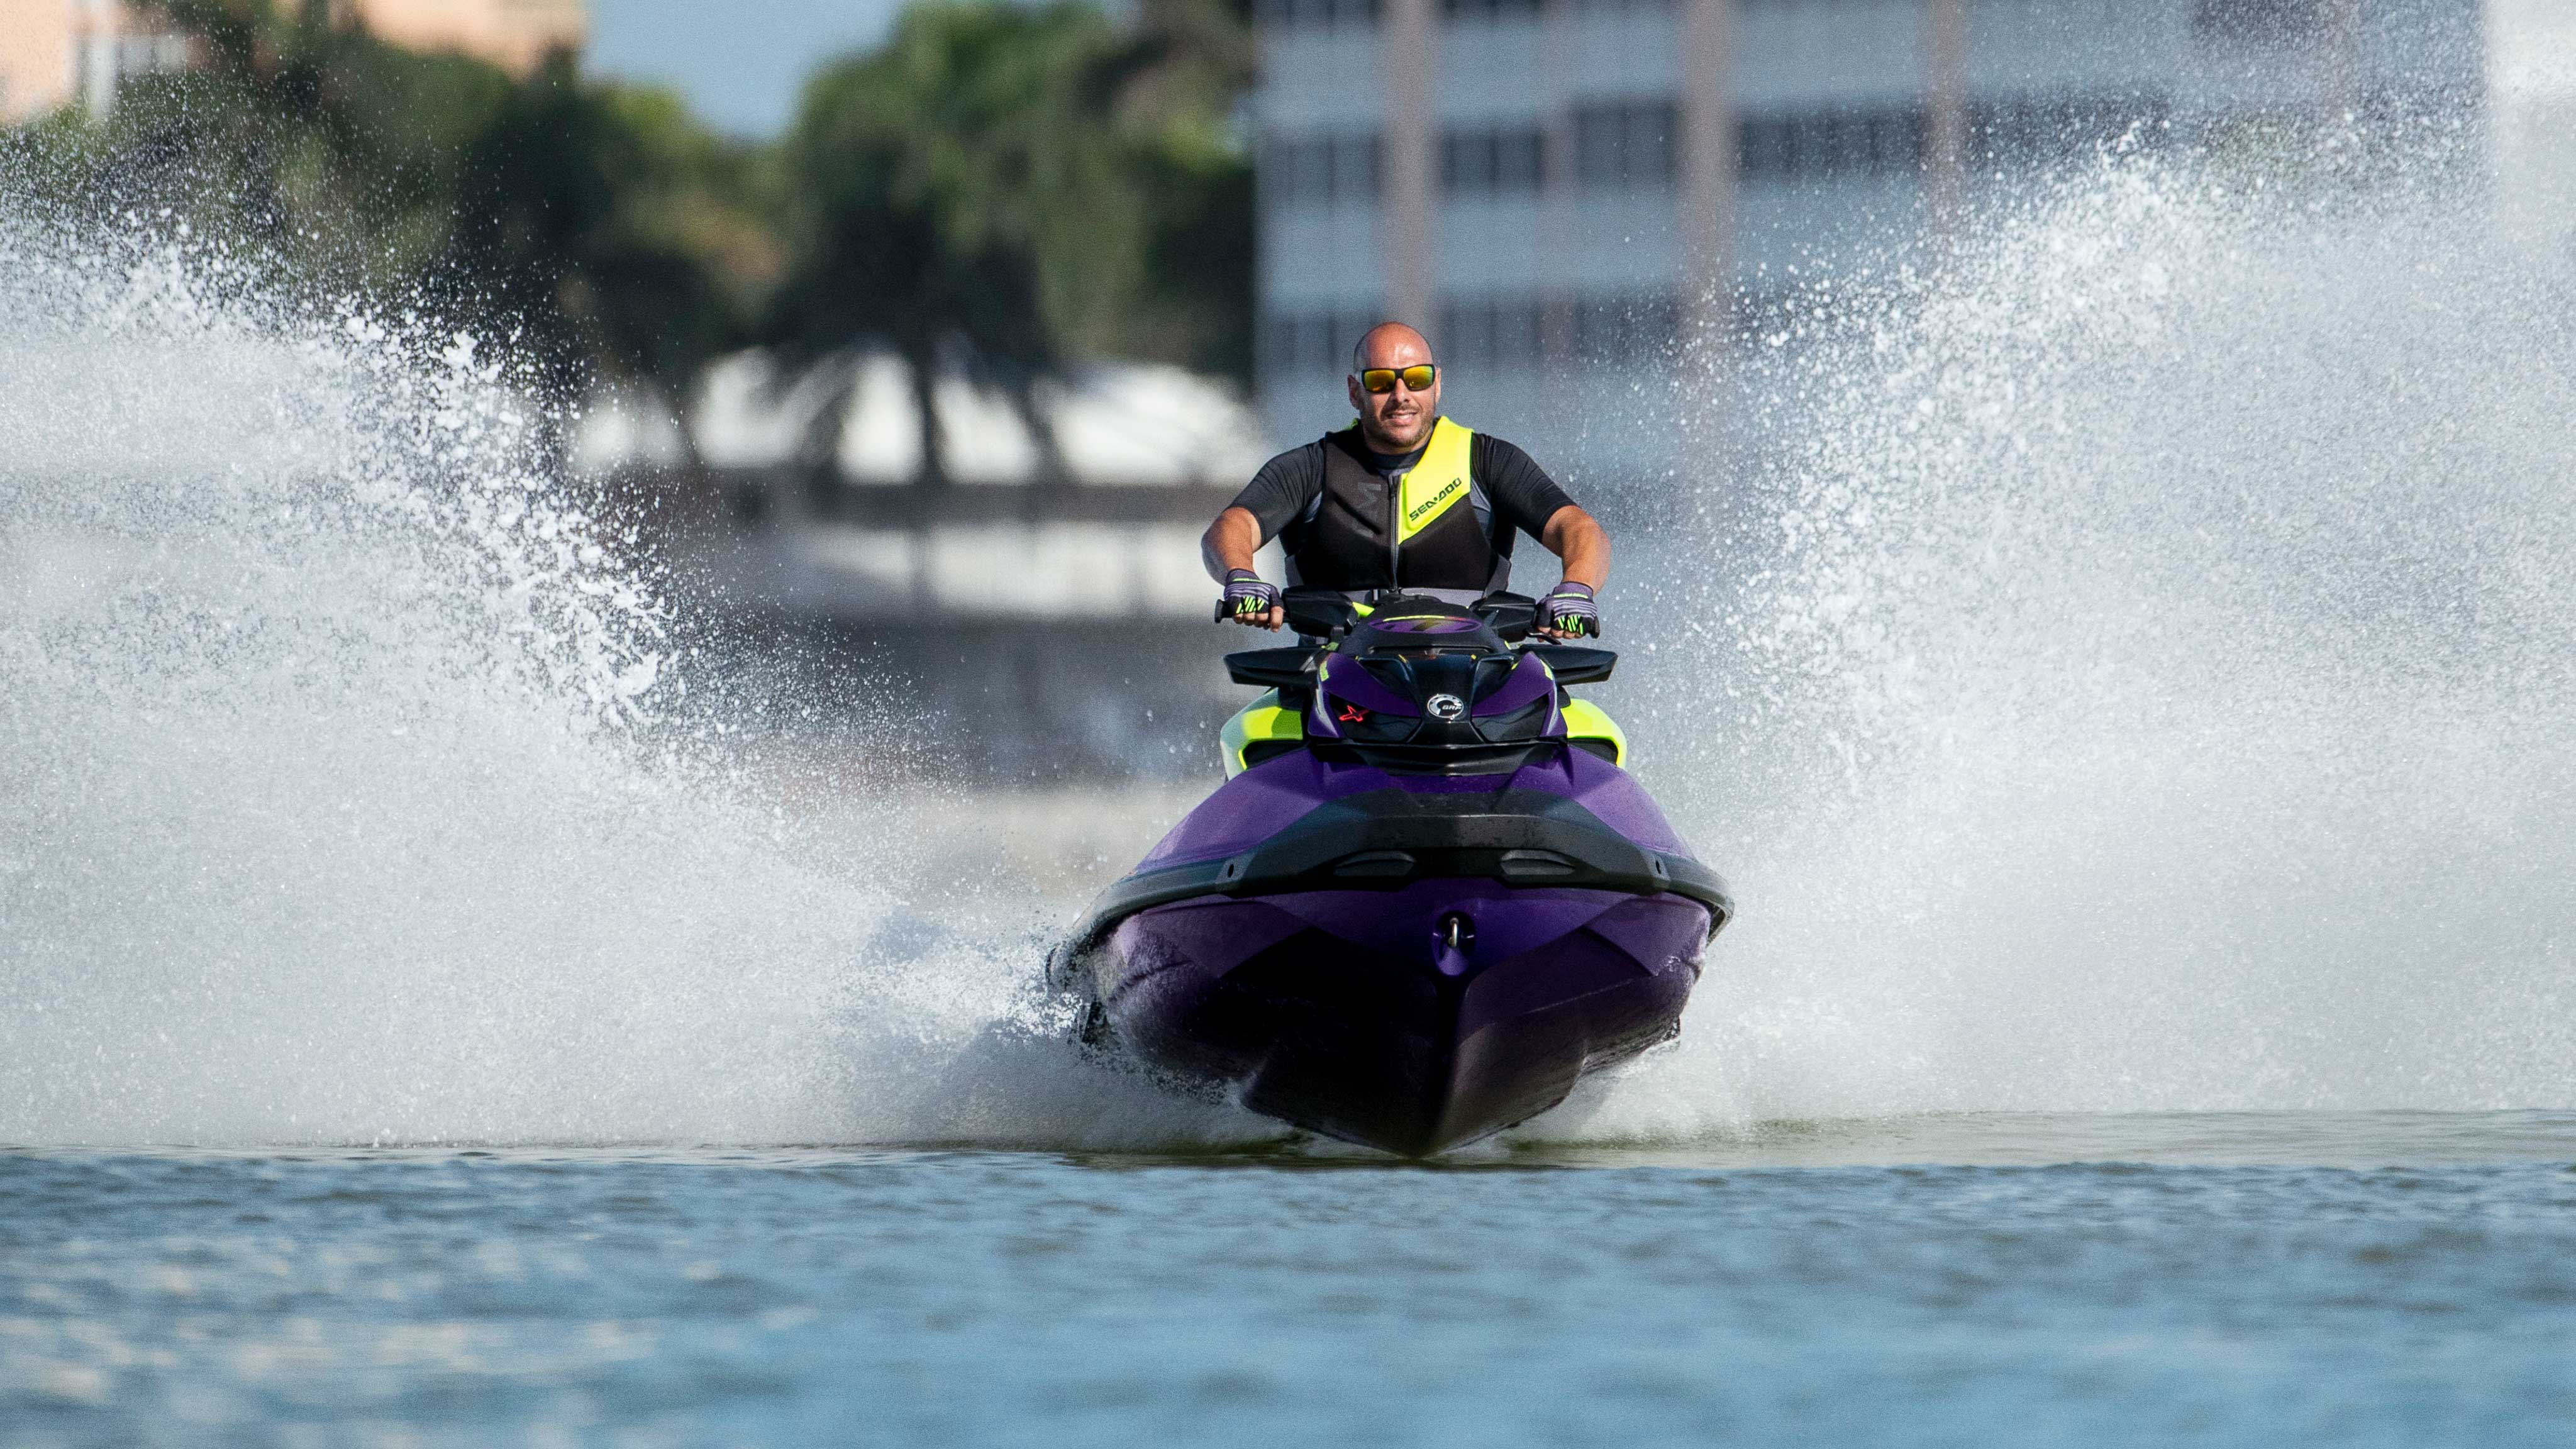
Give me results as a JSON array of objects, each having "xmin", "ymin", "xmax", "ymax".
[{"xmin": 1347, "ymin": 336, "xmax": 1441, "ymax": 452}]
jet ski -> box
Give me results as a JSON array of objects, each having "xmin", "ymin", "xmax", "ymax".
[{"xmin": 1048, "ymin": 589, "xmax": 1731, "ymax": 1157}]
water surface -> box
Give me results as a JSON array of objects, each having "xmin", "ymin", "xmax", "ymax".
[{"xmin": 8, "ymin": 1113, "xmax": 2574, "ymax": 1445}]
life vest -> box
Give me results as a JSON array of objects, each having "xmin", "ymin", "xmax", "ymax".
[{"xmin": 1288, "ymin": 417, "xmax": 1497, "ymax": 592}]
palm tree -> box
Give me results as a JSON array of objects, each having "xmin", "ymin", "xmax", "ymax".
[
  {"xmin": 771, "ymin": 0, "xmax": 1248, "ymax": 484},
  {"xmin": 774, "ymin": 4, "xmax": 1078, "ymax": 483}
]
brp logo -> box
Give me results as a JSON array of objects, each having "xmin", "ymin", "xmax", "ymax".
[{"xmin": 1426, "ymin": 693, "xmax": 1467, "ymax": 721}]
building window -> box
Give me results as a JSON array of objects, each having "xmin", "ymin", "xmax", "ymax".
[
  {"xmin": 2191, "ymin": 0, "xmax": 2324, "ymax": 42},
  {"xmin": 1443, "ymin": 0, "xmax": 1544, "ymax": 21},
  {"xmin": 1572, "ymin": 292, "xmax": 1677, "ymax": 363},
  {"xmin": 1736, "ymin": 107, "xmax": 1927, "ymax": 182},
  {"xmin": 1440, "ymin": 126, "xmax": 1546, "ymax": 197},
  {"xmin": 1574, "ymin": 101, "xmax": 1678, "ymax": 191},
  {"xmin": 1262, "ymin": 309, "xmax": 1385, "ymax": 384},
  {"xmin": 1260, "ymin": 131, "xmax": 1384, "ymax": 209},
  {"xmin": 1729, "ymin": 96, "xmax": 2163, "ymax": 183},
  {"xmin": 1254, "ymin": 0, "xmax": 1383, "ymax": 30},
  {"xmin": 1424, "ymin": 292, "xmax": 1679, "ymax": 367},
  {"xmin": 1434, "ymin": 295, "xmax": 1545, "ymax": 369},
  {"xmin": 1967, "ymin": 94, "xmax": 2169, "ymax": 167}
]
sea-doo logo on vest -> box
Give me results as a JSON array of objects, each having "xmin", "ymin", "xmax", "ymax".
[
  {"xmin": 1426, "ymin": 693, "xmax": 1466, "ymax": 721},
  {"xmin": 1405, "ymin": 474, "xmax": 1465, "ymax": 526}
]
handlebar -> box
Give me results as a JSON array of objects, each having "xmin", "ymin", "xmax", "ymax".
[{"xmin": 1214, "ymin": 587, "xmax": 1555, "ymax": 641}]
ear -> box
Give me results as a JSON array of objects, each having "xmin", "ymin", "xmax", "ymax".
[{"xmin": 1346, "ymin": 373, "xmax": 1363, "ymax": 413}]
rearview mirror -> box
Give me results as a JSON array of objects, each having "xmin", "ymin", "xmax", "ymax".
[
  {"xmin": 1282, "ymin": 587, "xmax": 1360, "ymax": 638},
  {"xmin": 1472, "ymin": 591, "xmax": 1539, "ymax": 641},
  {"xmin": 1526, "ymin": 644, "xmax": 1615, "ymax": 684}
]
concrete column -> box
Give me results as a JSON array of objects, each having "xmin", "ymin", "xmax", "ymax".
[
  {"xmin": 79, "ymin": 0, "xmax": 117, "ymax": 118},
  {"xmin": 2489, "ymin": 0, "xmax": 2576, "ymax": 255},
  {"xmin": 1538, "ymin": 0, "xmax": 1576, "ymax": 430},
  {"xmin": 1924, "ymin": 0, "xmax": 1968, "ymax": 230},
  {"xmin": 2320, "ymin": 0, "xmax": 2364, "ymax": 117},
  {"xmin": 1675, "ymin": 0, "xmax": 1734, "ymax": 493},
  {"xmin": 1677, "ymin": 0, "xmax": 1734, "ymax": 343},
  {"xmin": 1384, "ymin": 0, "xmax": 1438, "ymax": 330}
]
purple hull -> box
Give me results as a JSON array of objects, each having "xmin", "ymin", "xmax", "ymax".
[
  {"xmin": 1102, "ymin": 881, "xmax": 1710, "ymax": 1155},
  {"xmin": 1057, "ymin": 744, "xmax": 1729, "ymax": 1155}
]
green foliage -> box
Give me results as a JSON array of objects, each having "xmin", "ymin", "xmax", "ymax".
[
  {"xmin": 7, "ymin": 0, "xmax": 774, "ymax": 406},
  {"xmin": 3, "ymin": 0, "xmax": 1252, "ymax": 453},
  {"xmin": 441, "ymin": 52, "xmax": 779, "ymax": 398},
  {"xmin": 776, "ymin": 5, "xmax": 1096, "ymax": 382},
  {"xmin": 771, "ymin": 0, "xmax": 1253, "ymax": 418}
]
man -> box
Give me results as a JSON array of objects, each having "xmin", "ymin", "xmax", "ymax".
[{"xmin": 1204, "ymin": 322, "xmax": 1607, "ymax": 638}]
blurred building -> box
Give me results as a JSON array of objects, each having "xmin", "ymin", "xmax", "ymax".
[
  {"xmin": 1252, "ymin": 0, "xmax": 2492, "ymax": 478},
  {"xmin": 2488, "ymin": 0, "xmax": 2576, "ymax": 253},
  {"xmin": 336, "ymin": 0, "xmax": 586, "ymax": 75},
  {"xmin": 0, "ymin": 0, "xmax": 585, "ymax": 122},
  {"xmin": 587, "ymin": 351, "xmax": 1282, "ymax": 781},
  {"xmin": 608, "ymin": 350, "xmax": 1277, "ymax": 624},
  {"xmin": 0, "ymin": 1, "xmax": 187, "ymax": 119}
]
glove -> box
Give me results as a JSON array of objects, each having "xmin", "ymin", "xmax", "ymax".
[
  {"xmin": 1540, "ymin": 580, "xmax": 1599, "ymax": 638},
  {"xmin": 1219, "ymin": 569, "xmax": 1280, "ymax": 625}
]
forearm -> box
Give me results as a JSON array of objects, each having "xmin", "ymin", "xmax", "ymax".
[
  {"xmin": 1202, "ymin": 507, "xmax": 1267, "ymax": 582},
  {"xmin": 1541, "ymin": 506, "xmax": 1609, "ymax": 591}
]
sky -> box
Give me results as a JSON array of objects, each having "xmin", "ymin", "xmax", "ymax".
[{"xmin": 586, "ymin": 0, "xmax": 907, "ymax": 137}]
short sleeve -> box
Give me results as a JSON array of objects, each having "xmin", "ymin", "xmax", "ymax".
[
  {"xmin": 1224, "ymin": 443, "xmax": 1328, "ymax": 541},
  {"xmin": 1471, "ymin": 433, "xmax": 1579, "ymax": 540}
]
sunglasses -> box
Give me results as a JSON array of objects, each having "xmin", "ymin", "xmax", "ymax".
[{"xmin": 1357, "ymin": 364, "xmax": 1438, "ymax": 394}]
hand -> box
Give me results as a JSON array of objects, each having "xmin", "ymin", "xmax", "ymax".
[
  {"xmin": 1536, "ymin": 580, "xmax": 1599, "ymax": 640},
  {"xmin": 1219, "ymin": 570, "xmax": 1284, "ymax": 631}
]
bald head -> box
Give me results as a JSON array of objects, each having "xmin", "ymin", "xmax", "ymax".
[
  {"xmin": 1346, "ymin": 321, "xmax": 1441, "ymax": 452},
  {"xmin": 1352, "ymin": 322, "xmax": 1433, "ymax": 373}
]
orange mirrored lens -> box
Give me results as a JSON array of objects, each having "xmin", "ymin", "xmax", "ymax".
[{"xmin": 1360, "ymin": 365, "xmax": 1437, "ymax": 394}]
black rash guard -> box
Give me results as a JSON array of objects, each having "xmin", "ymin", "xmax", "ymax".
[{"xmin": 1219, "ymin": 428, "xmax": 1579, "ymax": 589}]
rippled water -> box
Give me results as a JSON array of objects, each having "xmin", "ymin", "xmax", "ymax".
[{"xmin": 8, "ymin": 1116, "xmax": 2576, "ymax": 1445}]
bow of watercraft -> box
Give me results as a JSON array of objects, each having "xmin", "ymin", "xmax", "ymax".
[
  {"xmin": 1102, "ymin": 879, "xmax": 1709, "ymax": 1155},
  {"xmin": 1054, "ymin": 742, "xmax": 1729, "ymax": 1155}
]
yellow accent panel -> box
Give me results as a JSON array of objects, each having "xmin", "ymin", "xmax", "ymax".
[
  {"xmin": 1393, "ymin": 418, "xmax": 1475, "ymax": 545},
  {"xmin": 1219, "ymin": 691, "xmax": 1306, "ymax": 778},
  {"xmin": 1560, "ymin": 696, "xmax": 1627, "ymax": 765}
]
